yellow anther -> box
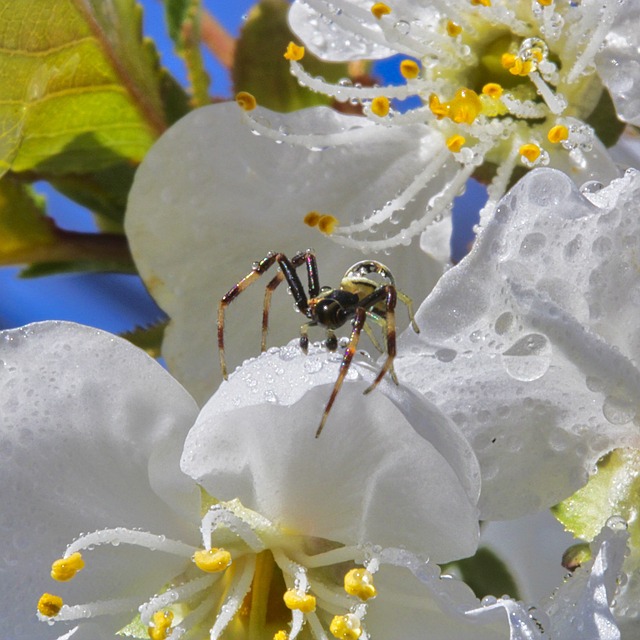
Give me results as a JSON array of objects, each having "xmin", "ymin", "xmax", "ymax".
[
  {"xmin": 283, "ymin": 589, "xmax": 317, "ymax": 613},
  {"xmin": 330, "ymin": 613, "xmax": 362, "ymax": 640},
  {"xmin": 318, "ymin": 214, "xmax": 339, "ymax": 234},
  {"xmin": 235, "ymin": 91, "xmax": 257, "ymax": 111},
  {"xmin": 371, "ymin": 2, "xmax": 391, "ymax": 18},
  {"xmin": 429, "ymin": 88, "xmax": 482, "ymax": 125},
  {"xmin": 446, "ymin": 134, "xmax": 466, "ymax": 153},
  {"xmin": 284, "ymin": 42, "xmax": 305, "ymax": 61},
  {"xmin": 51, "ymin": 552, "xmax": 84, "ymax": 582},
  {"xmin": 482, "ymin": 82, "xmax": 503, "ymax": 99},
  {"xmin": 470, "ymin": 0, "xmax": 491, "ymax": 6},
  {"xmin": 37, "ymin": 593, "xmax": 63, "ymax": 618},
  {"xmin": 148, "ymin": 610, "xmax": 174, "ymax": 640},
  {"xmin": 304, "ymin": 211, "xmax": 322, "ymax": 227},
  {"xmin": 519, "ymin": 143, "xmax": 541, "ymax": 163},
  {"xmin": 371, "ymin": 96, "xmax": 390, "ymax": 117},
  {"xmin": 446, "ymin": 21, "xmax": 462, "ymax": 37},
  {"xmin": 501, "ymin": 52, "xmax": 516, "ymax": 70},
  {"xmin": 274, "ymin": 631, "xmax": 289, "ymax": 640},
  {"xmin": 537, "ymin": 0, "xmax": 553, "ymax": 5},
  {"xmin": 399, "ymin": 59, "xmax": 420, "ymax": 79},
  {"xmin": 193, "ymin": 547, "xmax": 232, "ymax": 573},
  {"xmin": 344, "ymin": 568, "xmax": 377, "ymax": 600},
  {"xmin": 548, "ymin": 124, "xmax": 569, "ymax": 143}
]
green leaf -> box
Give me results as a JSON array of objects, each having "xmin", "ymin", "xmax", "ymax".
[
  {"xmin": 120, "ymin": 319, "xmax": 168, "ymax": 358},
  {"xmin": 442, "ymin": 546, "xmax": 521, "ymax": 600},
  {"xmin": 586, "ymin": 89, "xmax": 627, "ymax": 149},
  {"xmin": 0, "ymin": 0, "xmax": 170, "ymax": 176},
  {"xmin": 233, "ymin": 0, "xmax": 351, "ymax": 112},
  {"xmin": 47, "ymin": 162, "xmax": 136, "ymax": 229},
  {"xmin": 164, "ymin": 0, "xmax": 192, "ymax": 43},
  {"xmin": 0, "ymin": 175, "xmax": 55, "ymax": 264},
  {"xmin": 552, "ymin": 449, "xmax": 640, "ymax": 549}
]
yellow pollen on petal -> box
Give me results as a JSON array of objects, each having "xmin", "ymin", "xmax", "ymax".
[
  {"xmin": 399, "ymin": 59, "xmax": 420, "ymax": 79},
  {"xmin": 482, "ymin": 82, "xmax": 503, "ymax": 99},
  {"xmin": 519, "ymin": 143, "xmax": 541, "ymax": 163},
  {"xmin": 283, "ymin": 589, "xmax": 317, "ymax": 613},
  {"xmin": 470, "ymin": 0, "xmax": 491, "ymax": 6},
  {"xmin": 37, "ymin": 593, "xmax": 63, "ymax": 618},
  {"xmin": 148, "ymin": 610, "xmax": 174, "ymax": 640},
  {"xmin": 51, "ymin": 552, "xmax": 85, "ymax": 582},
  {"xmin": 371, "ymin": 96, "xmax": 390, "ymax": 117},
  {"xmin": 318, "ymin": 214, "xmax": 339, "ymax": 234},
  {"xmin": 330, "ymin": 613, "xmax": 362, "ymax": 640},
  {"xmin": 371, "ymin": 2, "xmax": 391, "ymax": 18},
  {"xmin": 236, "ymin": 91, "xmax": 257, "ymax": 111},
  {"xmin": 446, "ymin": 134, "xmax": 466, "ymax": 153},
  {"xmin": 274, "ymin": 631, "xmax": 289, "ymax": 640},
  {"xmin": 284, "ymin": 41, "xmax": 305, "ymax": 61},
  {"xmin": 548, "ymin": 124, "xmax": 569, "ymax": 143},
  {"xmin": 446, "ymin": 21, "xmax": 462, "ymax": 37},
  {"xmin": 193, "ymin": 547, "xmax": 232, "ymax": 573},
  {"xmin": 344, "ymin": 568, "xmax": 377, "ymax": 600}
]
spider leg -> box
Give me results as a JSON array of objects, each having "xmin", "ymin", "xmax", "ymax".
[
  {"xmin": 218, "ymin": 252, "xmax": 308, "ymax": 379},
  {"xmin": 363, "ymin": 311, "xmax": 398, "ymax": 384},
  {"xmin": 325, "ymin": 329, "xmax": 338, "ymax": 351},
  {"xmin": 358, "ymin": 285, "xmax": 397, "ymax": 395},
  {"xmin": 262, "ymin": 250, "xmax": 318, "ymax": 352},
  {"xmin": 299, "ymin": 321, "xmax": 317, "ymax": 354},
  {"xmin": 316, "ymin": 307, "xmax": 366, "ymax": 438},
  {"xmin": 397, "ymin": 290, "xmax": 420, "ymax": 334}
]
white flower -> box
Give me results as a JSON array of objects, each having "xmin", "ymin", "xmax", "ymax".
[
  {"xmin": 394, "ymin": 167, "xmax": 640, "ymax": 520},
  {"xmin": 1, "ymin": 321, "xmax": 498, "ymax": 640},
  {"xmin": 468, "ymin": 516, "xmax": 631, "ymax": 639},
  {"xmin": 125, "ymin": 104, "xmax": 445, "ymax": 404},
  {"xmin": 265, "ymin": 0, "xmax": 640, "ymax": 249}
]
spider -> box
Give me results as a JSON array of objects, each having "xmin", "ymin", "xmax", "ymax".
[{"xmin": 217, "ymin": 250, "xmax": 420, "ymax": 437}]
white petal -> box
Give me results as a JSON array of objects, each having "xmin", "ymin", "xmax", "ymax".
[
  {"xmin": 542, "ymin": 519, "xmax": 629, "ymax": 640},
  {"xmin": 596, "ymin": 0, "xmax": 640, "ymax": 125},
  {"xmin": 395, "ymin": 169, "xmax": 640, "ymax": 520},
  {"xmin": 125, "ymin": 103, "xmax": 445, "ymax": 404},
  {"xmin": 181, "ymin": 345, "xmax": 480, "ymax": 562},
  {"xmin": 288, "ymin": 0, "xmax": 396, "ymax": 61},
  {"xmin": 0, "ymin": 322, "xmax": 200, "ymax": 640},
  {"xmin": 365, "ymin": 561, "xmax": 508, "ymax": 639}
]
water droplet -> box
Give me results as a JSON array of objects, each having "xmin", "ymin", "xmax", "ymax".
[
  {"xmin": 519, "ymin": 232, "xmax": 547, "ymax": 257},
  {"xmin": 494, "ymin": 312, "xmax": 514, "ymax": 335},
  {"xmin": 605, "ymin": 515, "xmax": 628, "ymax": 531},
  {"xmin": 602, "ymin": 394, "xmax": 636, "ymax": 425},
  {"xmin": 501, "ymin": 333, "xmax": 551, "ymax": 381},
  {"xmin": 394, "ymin": 20, "xmax": 410, "ymax": 35},
  {"xmin": 580, "ymin": 180, "xmax": 604, "ymax": 194},
  {"xmin": 435, "ymin": 348, "xmax": 457, "ymax": 362}
]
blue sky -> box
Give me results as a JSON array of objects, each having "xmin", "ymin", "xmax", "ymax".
[{"xmin": 0, "ymin": 0, "xmax": 482, "ymax": 333}]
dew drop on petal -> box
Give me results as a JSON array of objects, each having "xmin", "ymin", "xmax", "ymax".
[
  {"xmin": 602, "ymin": 394, "xmax": 637, "ymax": 425},
  {"xmin": 501, "ymin": 333, "xmax": 551, "ymax": 381}
]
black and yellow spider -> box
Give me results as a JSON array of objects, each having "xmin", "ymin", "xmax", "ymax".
[{"xmin": 218, "ymin": 250, "xmax": 419, "ymax": 436}]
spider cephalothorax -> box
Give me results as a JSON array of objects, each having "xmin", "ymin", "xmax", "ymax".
[{"xmin": 218, "ymin": 250, "xmax": 419, "ymax": 436}]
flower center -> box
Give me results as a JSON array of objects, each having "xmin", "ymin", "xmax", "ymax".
[
  {"xmin": 241, "ymin": 0, "xmax": 624, "ymax": 250},
  {"xmin": 35, "ymin": 499, "xmax": 388, "ymax": 640}
]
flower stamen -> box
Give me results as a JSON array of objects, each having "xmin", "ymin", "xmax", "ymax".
[
  {"xmin": 330, "ymin": 613, "xmax": 363, "ymax": 640},
  {"xmin": 193, "ymin": 547, "xmax": 232, "ymax": 573},
  {"xmin": 344, "ymin": 568, "xmax": 377, "ymax": 601},
  {"xmin": 51, "ymin": 552, "xmax": 84, "ymax": 582},
  {"xmin": 284, "ymin": 42, "xmax": 305, "ymax": 61},
  {"xmin": 371, "ymin": 2, "xmax": 391, "ymax": 19},
  {"xmin": 37, "ymin": 593, "xmax": 63, "ymax": 618}
]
